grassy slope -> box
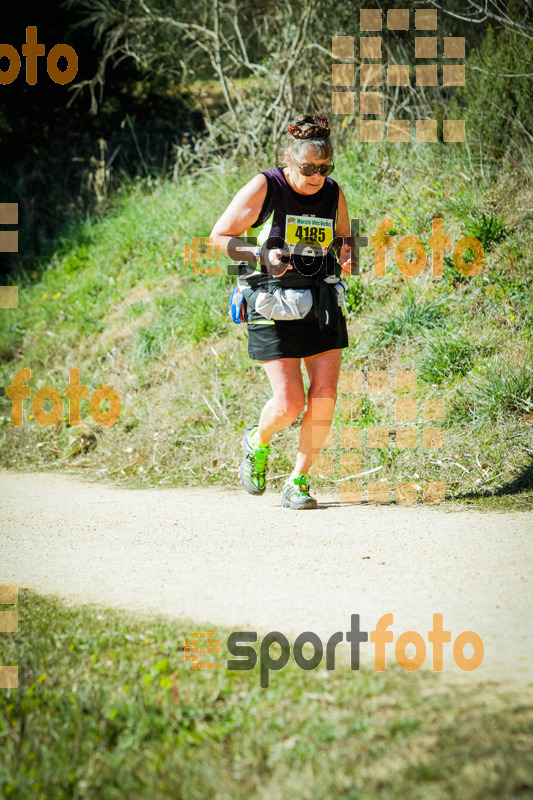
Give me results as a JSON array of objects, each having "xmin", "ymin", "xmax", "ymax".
[
  {"xmin": 0, "ymin": 143, "xmax": 532, "ymax": 509},
  {"xmin": 0, "ymin": 590, "xmax": 532, "ymax": 800}
]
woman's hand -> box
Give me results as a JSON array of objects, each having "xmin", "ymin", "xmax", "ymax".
[
  {"xmin": 340, "ymin": 244, "xmax": 358, "ymax": 277},
  {"xmin": 265, "ymin": 248, "xmax": 294, "ymax": 277},
  {"xmin": 335, "ymin": 188, "xmax": 358, "ymax": 277}
]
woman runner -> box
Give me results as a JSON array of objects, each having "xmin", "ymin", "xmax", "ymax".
[{"xmin": 210, "ymin": 115, "xmax": 356, "ymax": 509}]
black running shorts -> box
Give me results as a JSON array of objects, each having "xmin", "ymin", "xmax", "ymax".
[{"xmin": 247, "ymin": 305, "xmax": 348, "ymax": 361}]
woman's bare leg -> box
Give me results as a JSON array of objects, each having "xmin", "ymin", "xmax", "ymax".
[
  {"xmin": 255, "ymin": 358, "xmax": 306, "ymax": 445},
  {"xmin": 294, "ymin": 348, "xmax": 342, "ymax": 475}
]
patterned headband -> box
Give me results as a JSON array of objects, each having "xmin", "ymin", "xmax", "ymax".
[{"xmin": 286, "ymin": 115, "xmax": 331, "ymax": 139}]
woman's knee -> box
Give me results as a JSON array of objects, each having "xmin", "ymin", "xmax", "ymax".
[
  {"xmin": 308, "ymin": 385, "xmax": 338, "ymax": 405},
  {"xmin": 273, "ymin": 393, "xmax": 306, "ymax": 420}
]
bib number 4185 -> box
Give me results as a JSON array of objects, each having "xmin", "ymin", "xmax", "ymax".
[{"xmin": 294, "ymin": 225, "xmax": 327, "ymax": 243}]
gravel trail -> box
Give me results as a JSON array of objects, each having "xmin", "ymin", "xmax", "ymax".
[{"xmin": 1, "ymin": 469, "xmax": 532, "ymax": 685}]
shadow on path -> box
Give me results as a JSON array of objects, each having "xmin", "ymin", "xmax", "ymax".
[{"xmin": 457, "ymin": 460, "xmax": 533, "ymax": 501}]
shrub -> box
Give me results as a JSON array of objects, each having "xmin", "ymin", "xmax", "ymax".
[{"xmin": 452, "ymin": 24, "xmax": 533, "ymax": 158}]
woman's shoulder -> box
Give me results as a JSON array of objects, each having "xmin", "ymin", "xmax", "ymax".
[
  {"xmin": 234, "ymin": 172, "xmax": 269, "ymax": 206},
  {"xmin": 239, "ymin": 169, "xmax": 281, "ymax": 206}
]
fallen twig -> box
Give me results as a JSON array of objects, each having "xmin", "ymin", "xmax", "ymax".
[
  {"xmin": 452, "ymin": 461, "xmax": 470, "ymax": 474},
  {"xmin": 333, "ymin": 465, "xmax": 384, "ymax": 483},
  {"xmin": 202, "ymin": 395, "xmax": 220, "ymax": 421}
]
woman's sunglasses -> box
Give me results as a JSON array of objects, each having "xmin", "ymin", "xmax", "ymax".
[{"xmin": 291, "ymin": 154, "xmax": 335, "ymax": 176}]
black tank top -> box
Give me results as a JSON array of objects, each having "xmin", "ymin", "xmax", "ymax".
[{"xmin": 245, "ymin": 166, "xmax": 340, "ymax": 290}]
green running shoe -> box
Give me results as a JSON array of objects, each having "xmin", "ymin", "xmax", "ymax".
[
  {"xmin": 238, "ymin": 427, "xmax": 270, "ymax": 495},
  {"xmin": 281, "ymin": 475, "xmax": 318, "ymax": 510}
]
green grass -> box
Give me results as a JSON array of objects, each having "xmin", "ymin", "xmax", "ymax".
[
  {"xmin": 133, "ymin": 276, "xmax": 230, "ymax": 363},
  {"xmin": 452, "ymin": 358, "xmax": 533, "ymax": 428},
  {"xmin": 1, "ymin": 590, "xmax": 532, "ymax": 800},
  {"xmin": 344, "ymin": 276, "xmax": 371, "ymax": 315},
  {"xmin": 465, "ymin": 212, "xmax": 509, "ymax": 250},
  {"xmin": 371, "ymin": 286, "xmax": 447, "ymax": 346},
  {"xmin": 0, "ymin": 138, "xmax": 532, "ymax": 510},
  {"xmin": 419, "ymin": 336, "xmax": 477, "ymax": 384}
]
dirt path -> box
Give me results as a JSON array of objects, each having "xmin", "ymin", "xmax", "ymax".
[{"xmin": 1, "ymin": 469, "xmax": 532, "ymax": 685}]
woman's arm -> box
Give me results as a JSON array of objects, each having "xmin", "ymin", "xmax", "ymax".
[
  {"xmin": 335, "ymin": 187, "xmax": 357, "ymax": 277},
  {"xmin": 210, "ymin": 174, "xmax": 269, "ymax": 264}
]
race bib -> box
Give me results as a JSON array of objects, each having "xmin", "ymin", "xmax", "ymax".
[{"xmin": 285, "ymin": 215, "xmax": 334, "ymax": 257}]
